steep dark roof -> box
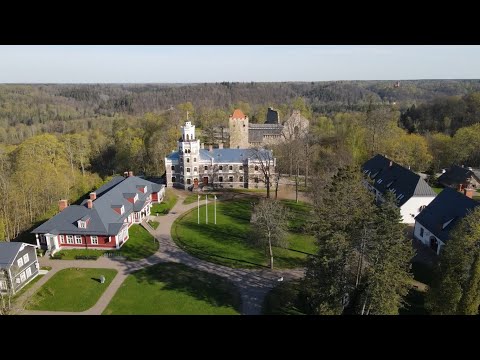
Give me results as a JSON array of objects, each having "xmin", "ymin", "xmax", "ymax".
[
  {"xmin": 32, "ymin": 176, "xmax": 165, "ymax": 236},
  {"xmin": 437, "ymin": 165, "xmax": 480, "ymax": 188},
  {"xmin": 362, "ymin": 154, "xmax": 436, "ymax": 206},
  {"xmin": 266, "ymin": 107, "xmax": 280, "ymax": 124},
  {"xmin": 415, "ymin": 187, "xmax": 480, "ymax": 243},
  {"xmin": 248, "ymin": 123, "xmax": 283, "ymax": 143}
]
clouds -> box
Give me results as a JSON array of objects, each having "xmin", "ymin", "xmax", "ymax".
[{"xmin": 0, "ymin": 45, "xmax": 479, "ymax": 82}]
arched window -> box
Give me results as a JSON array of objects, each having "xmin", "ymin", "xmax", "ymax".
[
  {"xmin": 254, "ymin": 165, "xmax": 258, "ymax": 171},
  {"xmin": 187, "ymin": 158, "xmax": 190, "ymax": 163},
  {"xmin": 193, "ymin": 158, "xmax": 196, "ymax": 162},
  {"xmin": 184, "ymin": 149, "xmax": 188, "ymax": 154},
  {"xmin": 186, "ymin": 134, "xmax": 190, "ymax": 140},
  {"xmin": 171, "ymin": 166, "xmax": 175, "ymax": 171},
  {"xmin": 229, "ymin": 165, "xmax": 233, "ymax": 170},
  {"xmin": 194, "ymin": 167, "xmax": 197, "ymax": 172},
  {"xmin": 188, "ymin": 149, "xmax": 191, "ymax": 153}
]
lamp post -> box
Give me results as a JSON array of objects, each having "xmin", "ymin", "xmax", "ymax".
[
  {"xmin": 197, "ymin": 194, "xmax": 200, "ymax": 224},
  {"xmin": 206, "ymin": 194, "xmax": 208, "ymax": 224}
]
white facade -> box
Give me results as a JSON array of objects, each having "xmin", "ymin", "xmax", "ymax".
[
  {"xmin": 400, "ymin": 196, "xmax": 436, "ymax": 224},
  {"xmin": 413, "ymin": 221, "xmax": 444, "ymax": 255}
]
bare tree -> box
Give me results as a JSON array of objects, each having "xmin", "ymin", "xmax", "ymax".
[
  {"xmin": 249, "ymin": 148, "xmax": 276, "ymax": 198},
  {"xmin": 0, "ymin": 269, "xmax": 14, "ymax": 315},
  {"xmin": 250, "ymin": 199, "xmax": 288, "ymax": 269}
]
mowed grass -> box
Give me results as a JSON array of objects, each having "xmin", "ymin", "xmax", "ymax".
[
  {"xmin": 151, "ymin": 189, "xmax": 178, "ymax": 215},
  {"xmin": 52, "ymin": 249, "xmax": 107, "ymax": 260},
  {"xmin": 148, "ymin": 220, "xmax": 159, "ymax": 230},
  {"xmin": 103, "ymin": 263, "xmax": 240, "ymax": 315},
  {"xmin": 120, "ymin": 224, "xmax": 158, "ymax": 261},
  {"xmin": 172, "ymin": 198, "xmax": 317, "ymax": 269},
  {"xmin": 26, "ymin": 268, "xmax": 117, "ymax": 312}
]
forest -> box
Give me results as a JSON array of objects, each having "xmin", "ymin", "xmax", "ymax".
[{"xmin": 1, "ymin": 80, "xmax": 480, "ymax": 243}]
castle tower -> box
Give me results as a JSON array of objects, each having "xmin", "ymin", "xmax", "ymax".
[
  {"xmin": 228, "ymin": 109, "xmax": 249, "ymax": 149},
  {"xmin": 179, "ymin": 121, "xmax": 200, "ymax": 190}
]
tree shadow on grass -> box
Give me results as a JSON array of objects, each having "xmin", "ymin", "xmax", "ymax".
[{"xmin": 132, "ymin": 263, "xmax": 242, "ymax": 312}]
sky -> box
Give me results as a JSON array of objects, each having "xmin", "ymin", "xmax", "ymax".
[{"xmin": 0, "ymin": 45, "xmax": 479, "ymax": 83}]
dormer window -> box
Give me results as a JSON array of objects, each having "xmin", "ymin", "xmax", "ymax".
[
  {"xmin": 137, "ymin": 185, "xmax": 147, "ymax": 193},
  {"xmin": 78, "ymin": 221, "xmax": 87, "ymax": 228},
  {"xmin": 112, "ymin": 205, "xmax": 125, "ymax": 215},
  {"xmin": 377, "ymin": 179, "xmax": 383, "ymax": 184}
]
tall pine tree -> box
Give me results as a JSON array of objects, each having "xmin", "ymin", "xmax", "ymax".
[{"xmin": 426, "ymin": 207, "xmax": 480, "ymax": 315}]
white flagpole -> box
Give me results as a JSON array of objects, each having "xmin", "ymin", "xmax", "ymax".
[
  {"xmin": 206, "ymin": 194, "xmax": 208, "ymax": 224},
  {"xmin": 214, "ymin": 195, "xmax": 217, "ymax": 225},
  {"xmin": 197, "ymin": 195, "xmax": 200, "ymax": 224}
]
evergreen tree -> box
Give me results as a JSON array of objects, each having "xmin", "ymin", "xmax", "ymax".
[
  {"xmin": 356, "ymin": 192, "xmax": 414, "ymax": 315},
  {"xmin": 426, "ymin": 207, "xmax": 480, "ymax": 314}
]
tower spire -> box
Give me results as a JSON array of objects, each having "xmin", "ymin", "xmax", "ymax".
[{"xmin": 186, "ymin": 111, "xmax": 189, "ymax": 120}]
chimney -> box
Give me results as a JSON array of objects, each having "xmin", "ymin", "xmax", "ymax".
[
  {"xmin": 219, "ymin": 143, "xmax": 224, "ymax": 149},
  {"xmin": 464, "ymin": 187, "xmax": 474, "ymax": 199},
  {"xmin": 128, "ymin": 171, "xmax": 133, "ymax": 177},
  {"xmin": 58, "ymin": 199, "xmax": 68, "ymax": 212},
  {"xmin": 209, "ymin": 145, "xmax": 213, "ymax": 152},
  {"xmin": 87, "ymin": 199, "xmax": 93, "ymax": 209},
  {"xmin": 89, "ymin": 192, "xmax": 97, "ymax": 201},
  {"xmin": 124, "ymin": 171, "xmax": 129, "ymax": 177}
]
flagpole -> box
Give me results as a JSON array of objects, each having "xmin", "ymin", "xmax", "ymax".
[
  {"xmin": 214, "ymin": 195, "xmax": 217, "ymax": 225},
  {"xmin": 197, "ymin": 194, "xmax": 200, "ymax": 224},
  {"xmin": 206, "ymin": 194, "xmax": 208, "ymax": 224}
]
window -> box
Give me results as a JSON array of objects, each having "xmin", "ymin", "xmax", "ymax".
[
  {"xmin": 67, "ymin": 235, "xmax": 74, "ymax": 244},
  {"xmin": 239, "ymin": 166, "xmax": 243, "ymax": 171},
  {"xmin": 254, "ymin": 177, "xmax": 259, "ymax": 183},
  {"xmin": 17, "ymin": 258, "xmax": 23, "ymax": 268},
  {"xmin": 239, "ymin": 176, "xmax": 243, "ymax": 182},
  {"xmin": 75, "ymin": 235, "xmax": 82, "ymax": 244},
  {"xmin": 0, "ymin": 280, "xmax": 7, "ymax": 290},
  {"xmin": 194, "ymin": 167, "xmax": 197, "ymax": 172},
  {"xmin": 23, "ymin": 253, "xmax": 29, "ymax": 264},
  {"xmin": 419, "ymin": 205, "xmax": 426, "ymax": 212},
  {"xmin": 16, "ymin": 277, "xmax": 20, "ymax": 284},
  {"xmin": 420, "ymin": 227, "xmax": 424, "ymax": 237},
  {"xmin": 59, "ymin": 235, "xmax": 65, "ymax": 244},
  {"xmin": 187, "ymin": 168, "xmax": 190, "ymax": 173},
  {"xmin": 187, "ymin": 158, "xmax": 190, "ymax": 163},
  {"xmin": 377, "ymin": 179, "xmax": 383, "ymax": 184},
  {"xmin": 184, "ymin": 149, "xmax": 187, "ymax": 154},
  {"xmin": 219, "ymin": 176, "xmax": 223, "ymax": 182},
  {"xmin": 78, "ymin": 221, "xmax": 86, "ymax": 228},
  {"xmin": 91, "ymin": 236, "xmax": 98, "ymax": 245},
  {"xmin": 172, "ymin": 176, "xmax": 176, "ymax": 183},
  {"xmin": 193, "ymin": 158, "xmax": 196, "ymax": 162},
  {"xmin": 229, "ymin": 165, "xmax": 233, "ymax": 171},
  {"xmin": 204, "ymin": 166, "xmax": 208, "ymax": 171},
  {"xmin": 254, "ymin": 166, "xmax": 258, "ymax": 171},
  {"xmin": 188, "ymin": 149, "xmax": 191, "ymax": 153},
  {"xmin": 171, "ymin": 165, "xmax": 175, "ymax": 171},
  {"xmin": 219, "ymin": 166, "xmax": 223, "ymax": 171},
  {"xmin": 26, "ymin": 267, "xmax": 32, "ymax": 278},
  {"xmin": 187, "ymin": 179, "xmax": 191, "ymax": 185},
  {"xmin": 20, "ymin": 272, "xmax": 26, "ymax": 283},
  {"xmin": 229, "ymin": 176, "xmax": 234, "ymax": 182}
]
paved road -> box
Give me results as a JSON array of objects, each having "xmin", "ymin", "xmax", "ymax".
[{"xmin": 17, "ymin": 190, "xmax": 305, "ymax": 315}]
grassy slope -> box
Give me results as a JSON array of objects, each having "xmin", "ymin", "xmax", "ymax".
[
  {"xmin": 103, "ymin": 263, "xmax": 240, "ymax": 315},
  {"xmin": 26, "ymin": 268, "xmax": 117, "ymax": 311},
  {"xmin": 172, "ymin": 198, "xmax": 317, "ymax": 269},
  {"xmin": 151, "ymin": 189, "xmax": 178, "ymax": 215}
]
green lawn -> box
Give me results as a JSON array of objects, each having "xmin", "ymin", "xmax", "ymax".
[
  {"xmin": 151, "ymin": 189, "xmax": 178, "ymax": 215},
  {"xmin": 120, "ymin": 224, "xmax": 158, "ymax": 261},
  {"xmin": 25, "ymin": 268, "xmax": 117, "ymax": 311},
  {"xmin": 13, "ymin": 274, "xmax": 44, "ymax": 299},
  {"xmin": 148, "ymin": 220, "xmax": 159, "ymax": 230},
  {"xmin": 262, "ymin": 280, "xmax": 306, "ymax": 315},
  {"xmin": 432, "ymin": 187, "xmax": 444, "ymax": 194},
  {"xmin": 172, "ymin": 198, "xmax": 317, "ymax": 269},
  {"xmin": 51, "ymin": 249, "xmax": 106, "ymax": 260},
  {"xmin": 103, "ymin": 263, "xmax": 240, "ymax": 315}
]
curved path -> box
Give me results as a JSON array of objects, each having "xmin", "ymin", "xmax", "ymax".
[{"xmin": 17, "ymin": 190, "xmax": 305, "ymax": 315}]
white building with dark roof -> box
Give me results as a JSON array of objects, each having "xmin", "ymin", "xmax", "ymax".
[
  {"xmin": 31, "ymin": 173, "xmax": 165, "ymax": 254},
  {"xmin": 0, "ymin": 242, "xmax": 39, "ymax": 294},
  {"xmin": 165, "ymin": 120, "xmax": 276, "ymax": 190},
  {"xmin": 362, "ymin": 154, "xmax": 437, "ymax": 224}
]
